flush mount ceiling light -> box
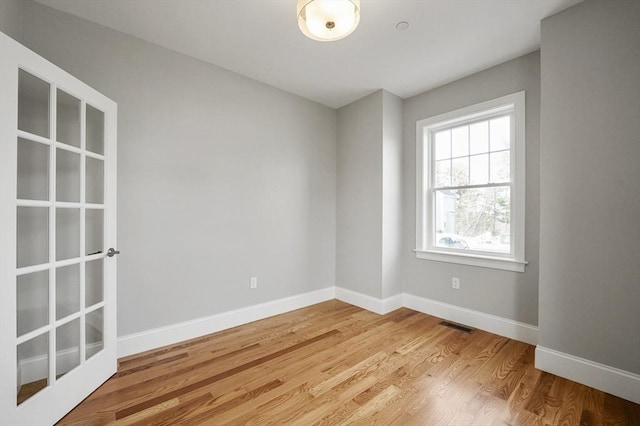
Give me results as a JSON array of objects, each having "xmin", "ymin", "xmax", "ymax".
[{"xmin": 297, "ymin": 0, "xmax": 361, "ymax": 42}]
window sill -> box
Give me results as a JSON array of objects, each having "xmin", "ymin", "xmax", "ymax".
[{"xmin": 414, "ymin": 249, "xmax": 527, "ymax": 272}]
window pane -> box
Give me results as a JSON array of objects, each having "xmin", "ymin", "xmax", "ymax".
[
  {"xmin": 490, "ymin": 116, "xmax": 510, "ymax": 151},
  {"xmin": 434, "ymin": 130, "xmax": 451, "ymax": 160},
  {"xmin": 56, "ymin": 149, "xmax": 80, "ymax": 203},
  {"xmin": 18, "ymin": 138, "xmax": 49, "ymax": 201},
  {"xmin": 17, "ymin": 333, "xmax": 49, "ymax": 405},
  {"xmin": 86, "ymin": 259, "xmax": 104, "ymax": 307},
  {"xmin": 434, "ymin": 190, "xmax": 457, "ymax": 235},
  {"xmin": 56, "ymin": 89, "xmax": 81, "ymax": 147},
  {"xmin": 56, "ymin": 318, "xmax": 80, "ymax": 379},
  {"xmin": 451, "ymin": 157, "xmax": 469, "ymax": 186},
  {"xmin": 469, "ymin": 154, "xmax": 489, "ymax": 185},
  {"xmin": 434, "ymin": 160, "xmax": 450, "ymax": 188},
  {"xmin": 490, "ymin": 150, "xmax": 510, "ymax": 183},
  {"xmin": 18, "ymin": 70, "xmax": 50, "ymax": 138},
  {"xmin": 86, "ymin": 209, "xmax": 103, "ymax": 256},
  {"xmin": 451, "ymin": 126, "xmax": 469, "ymax": 158},
  {"xmin": 86, "ymin": 104, "xmax": 105, "ymax": 155},
  {"xmin": 56, "ymin": 264, "xmax": 80, "ymax": 320},
  {"xmin": 56, "ymin": 208, "xmax": 80, "ymax": 261},
  {"xmin": 434, "ymin": 187, "xmax": 510, "ymax": 254},
  {"xmin": 470, "ymin": 121, "xmax": 489, "ymax": 154},
  {"xmin": 86, "ymin": 158, "xmax": 104, "ymax": 204},
  {"xmin": 17, "ymin": 271, "xmax": 49, "ymax": 337},
  {"xmin": 17, "ymin": 207, "xmax": 49, "ymax": 268},
  {"xmin": 86, "ymin": 308, "xmax": 104, "ymax": 360}
]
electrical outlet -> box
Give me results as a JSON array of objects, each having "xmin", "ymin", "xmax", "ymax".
[
  {"xmin": 250, "ymin": 277, "xmax": 257, "ymax": 289},
  {"xmin": 452, "ymin": 277, "xmax": 460, "ymax": 289}
]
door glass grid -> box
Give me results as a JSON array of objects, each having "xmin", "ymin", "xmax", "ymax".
[{"xmin": 15, "ymin": 69, "xmax": 107, "ymax": 405}]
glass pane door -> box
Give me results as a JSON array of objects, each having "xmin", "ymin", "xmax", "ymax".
[
  {"xmin": 15, "ymin": 71, "xmax": 109, "ymax": 405},
  {"xmin": 1, "ymin": 31, "xmax": 117, "ymax": 425}
]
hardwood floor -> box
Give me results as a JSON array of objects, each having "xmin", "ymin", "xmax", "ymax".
[{"xmin": 57, "ymin": 300, "xmax": 640, "ymax": 425}]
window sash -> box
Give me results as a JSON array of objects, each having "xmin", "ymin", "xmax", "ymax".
[
  {"xmin": 429, "ymin": 113, "xmax": 514, "ymax": 191},
  {"xmin": 430, "ymin": 184, "xmax": 513, "ymax": 257}
]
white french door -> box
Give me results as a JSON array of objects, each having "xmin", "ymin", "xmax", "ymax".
[{"xmin": 0, "ymin": 32, "xmax": 118, "ymax": 425}]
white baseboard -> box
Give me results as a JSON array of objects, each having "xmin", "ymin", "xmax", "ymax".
[
  {"xmin": 381, "ymin": 293, "xmax": 404, "ymax": 313},
  {"xmin": 535, "ymin": 346, "xmax": 640, "ymax": 404},
  {"xmin": 117, "ymin": 287, "xmax": 335, "ymax": 358},
  {"xmin": 335, "ymin": 287, "xmax": 402, "ymax": 315},
  {"xmin": 403, "ymin": 293, "xmax": 538, "ymax": 345}
]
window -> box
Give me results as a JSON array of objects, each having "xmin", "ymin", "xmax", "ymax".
[{"xmin": 415, "ymin": 92, "xmax": 526, "ymax": 272}]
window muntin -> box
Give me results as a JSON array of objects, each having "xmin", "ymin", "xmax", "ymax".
[{"xmin": 416, "ymin": 92, "xmax": 526, "ymax": 271}]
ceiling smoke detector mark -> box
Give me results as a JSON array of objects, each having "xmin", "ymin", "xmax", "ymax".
[{"xmin": 396, "ymin": 21, "xmax": 409, "ymax": 31}]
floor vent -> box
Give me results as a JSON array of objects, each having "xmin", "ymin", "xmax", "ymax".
[{"xmin": 439, "ymin": 321, "xmax": 474, "ymax": 333}]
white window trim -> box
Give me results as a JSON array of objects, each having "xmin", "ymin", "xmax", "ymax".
[{"xmin": 415, "ymin": 91, "xmax": 527, "ymax": 272}]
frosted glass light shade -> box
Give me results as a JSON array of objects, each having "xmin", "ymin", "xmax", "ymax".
[{"xmin": 297, "ymin": 0, "xmax": 360, "ymax": 42}]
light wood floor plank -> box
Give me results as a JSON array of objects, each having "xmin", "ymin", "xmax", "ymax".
[{"xmin": 56, "ymin": 301, "xmax": 640, "ymax": 425}]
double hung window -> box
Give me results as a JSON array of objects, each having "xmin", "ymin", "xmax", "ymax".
[{"xmin": 415, "ymin": 92, "xmax": 526, "ymax": 272}]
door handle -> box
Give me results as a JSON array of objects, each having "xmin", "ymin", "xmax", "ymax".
[{"xmin": 106, "ymin": 248, "xmax": 120, "ymax": 257}]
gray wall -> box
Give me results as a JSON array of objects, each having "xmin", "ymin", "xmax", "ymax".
[
  {"xmin": 402, "ymin": 52, "xmax": 541, "ymax": 326},
  {"xmin": 6, "ymin": 0, "xmax": 638, "ymax": 383},
  {"xmin": 336, "ymin": 90, "xmax": 404, "ymax": 301},
  {"xmin": 336, "ymin": 91, "xmax": 383, "ymax": 298},
  {"xmin": 0, "ymin": 0, "xmax": 22, "ymax": 40},
  {"xmin": 9, "ymin": 1, "xmax": 337, "ymax": 336},
  {"xmin": 539, "ymin": 0, "xmax": 640, "ymax": 374},
  {"xmin": 382, "ymin": 91, "xmax": 403, "ymax": 299}
]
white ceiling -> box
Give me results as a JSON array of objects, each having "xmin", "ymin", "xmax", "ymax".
[{"xmin": 34, "ymin": 0, "xmax": 582, "ymax": 109}]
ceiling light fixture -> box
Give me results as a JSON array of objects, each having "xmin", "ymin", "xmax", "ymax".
[{"xmin": 297, "ymin": 0, "xmax": 360, "ymax": 42}]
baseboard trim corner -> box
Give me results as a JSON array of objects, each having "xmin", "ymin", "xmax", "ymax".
[
  {"xmin": 117, "ymin": 286, "xmax": 336, "ymax": 358},
  {"xmin": 535, "ymin": 346, "xmax": 640, "ymax": 404},
  {"xmin": 381, "ymin": 293, "xmax": 404, "ymax": 314},
  {"xmin": 403, "ymin": 293, "xmax": 538, "ymax": 345},
  {"xmin": 335, "ymin": 287, "xmax": 402, "ymax": 315}
]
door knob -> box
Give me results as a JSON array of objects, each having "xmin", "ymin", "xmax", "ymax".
[{"xmin": 107, "ymin": 248, "xmax": 120, "ymax": 257}]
